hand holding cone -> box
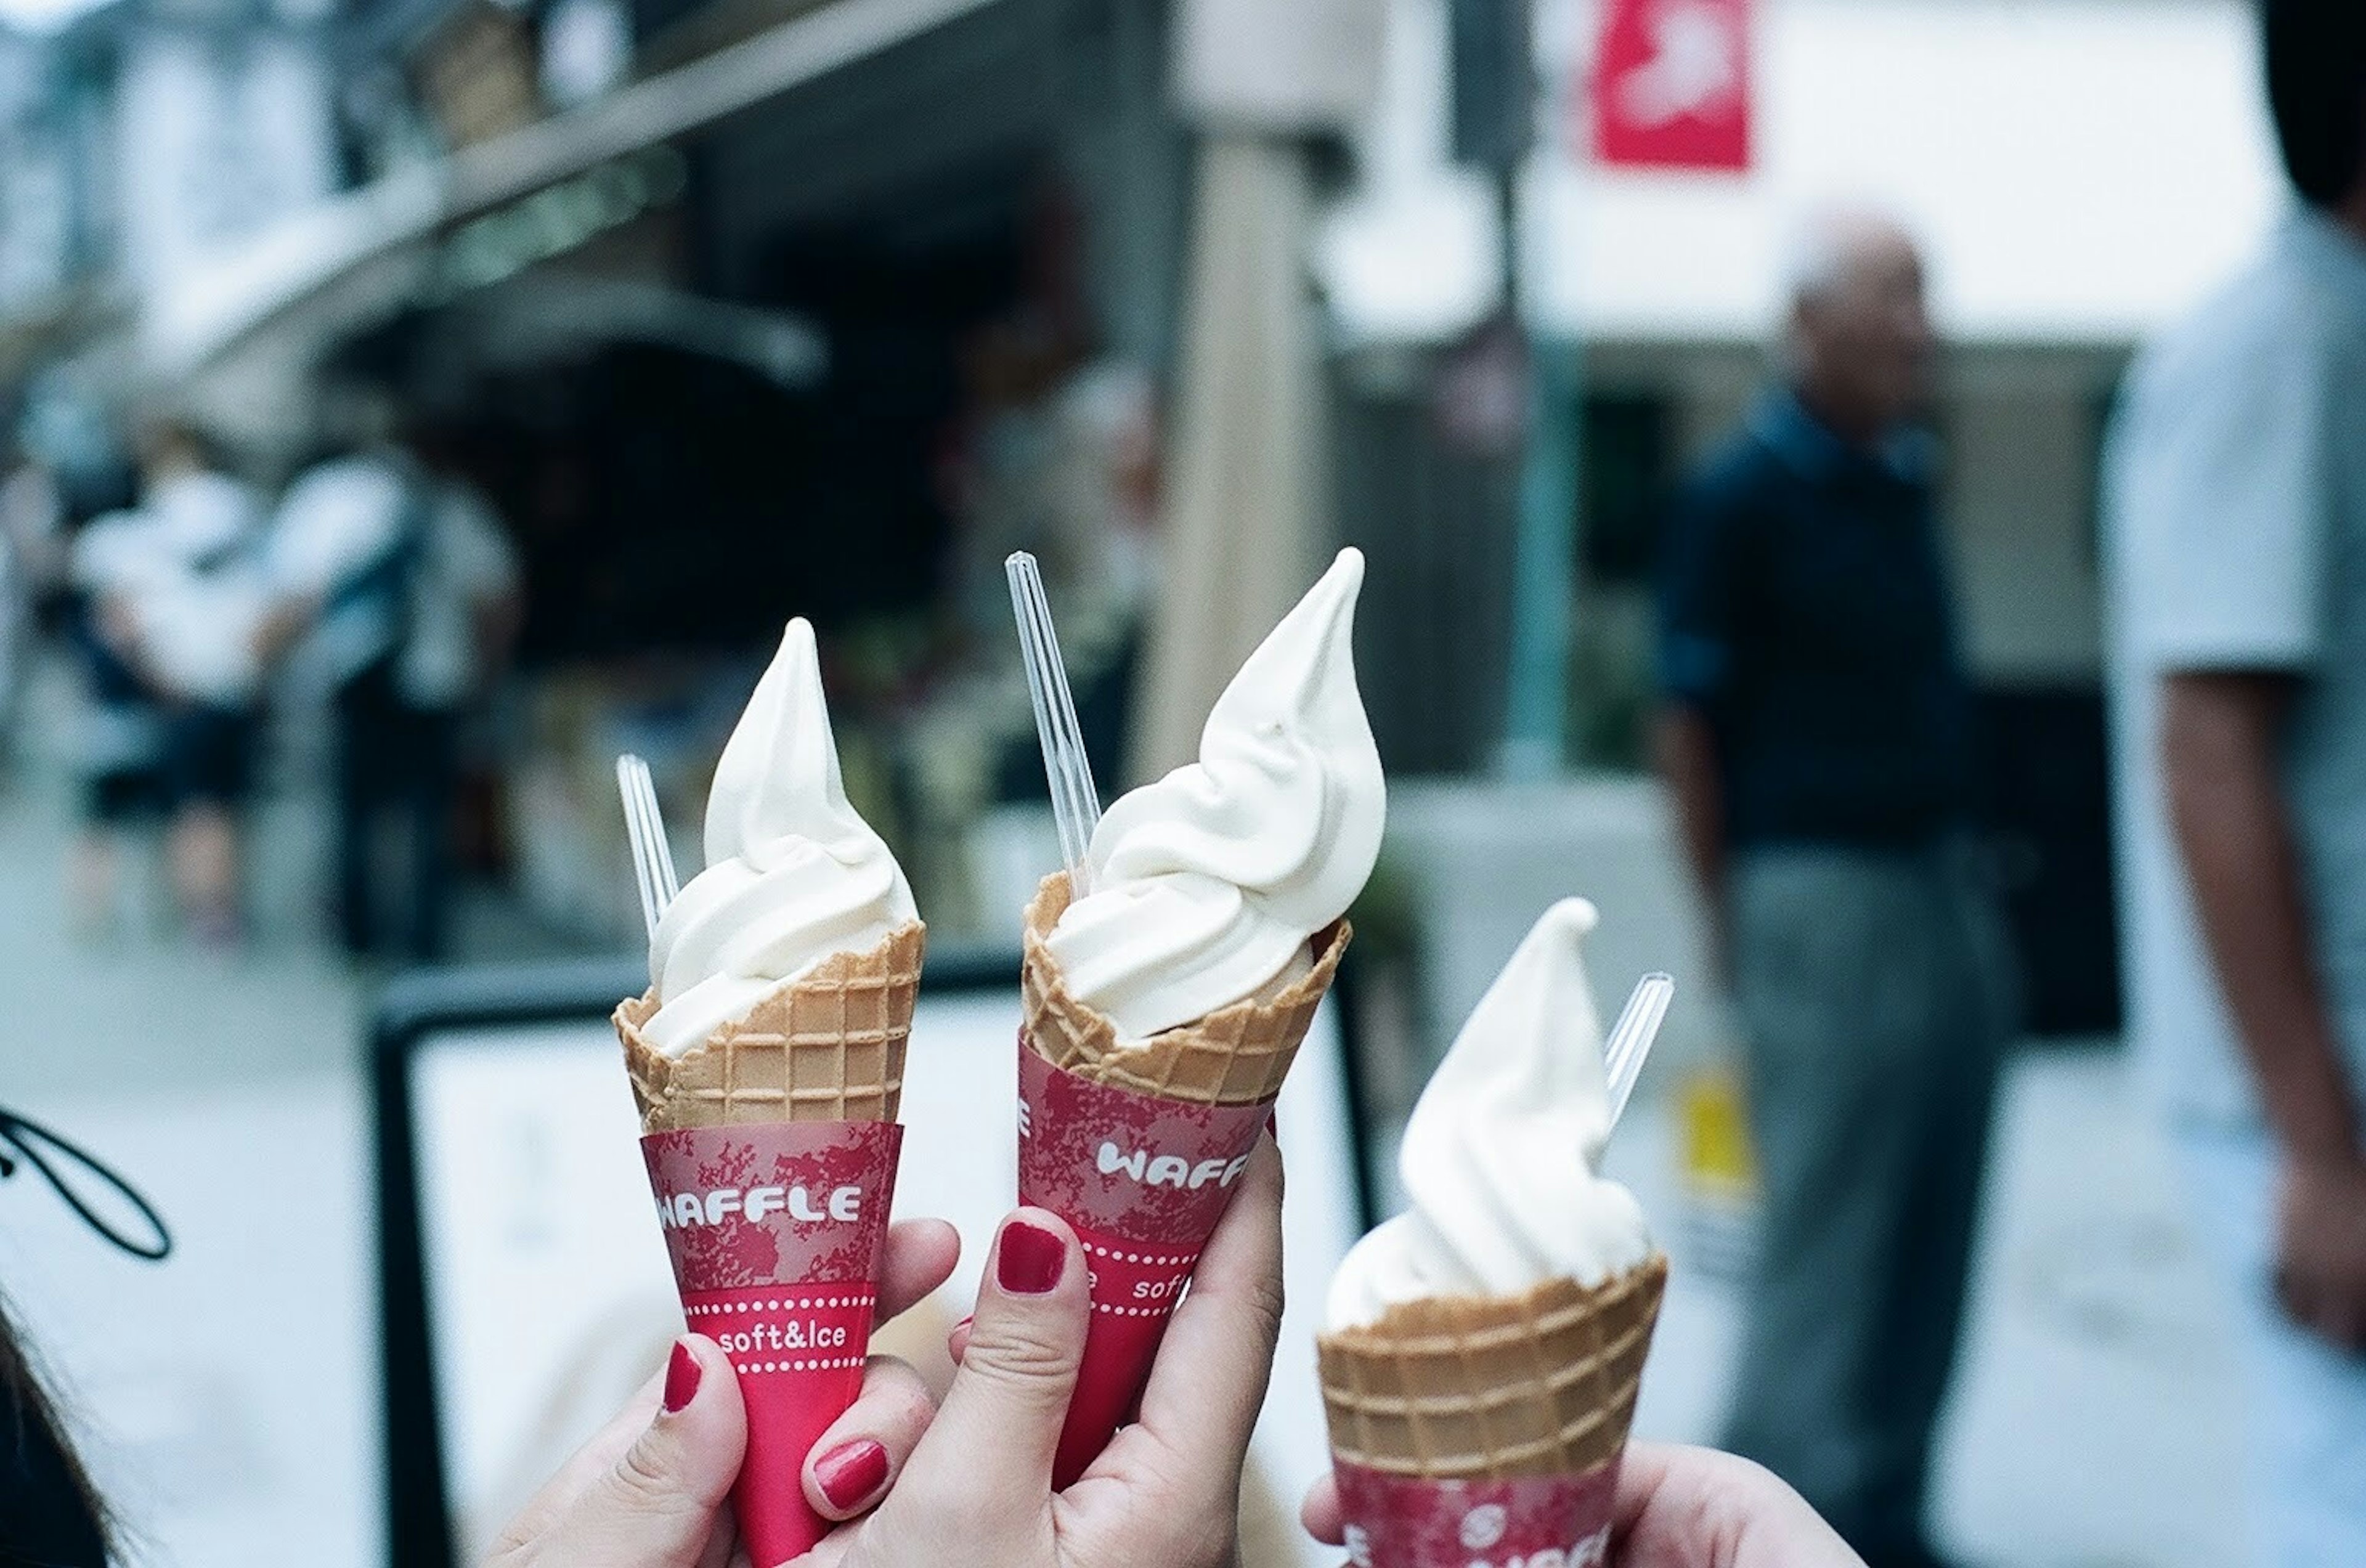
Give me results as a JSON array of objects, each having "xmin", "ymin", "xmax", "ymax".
[
  {"xmin": 613, "ymin": 619, "xmax": 927, "ymax": 1568},
  {"xmin": 1018, "ymin": 872, "xmax": 1349, "ymax": 1485},
  {"xmin": 1014, "ymin": 550, "xmax": 1383, "ymax": 1484}
]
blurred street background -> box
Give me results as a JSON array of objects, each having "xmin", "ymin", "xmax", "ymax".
[{"xmin": 0, "ymin": 0, "xmax": 2329, "ymax": 1564}]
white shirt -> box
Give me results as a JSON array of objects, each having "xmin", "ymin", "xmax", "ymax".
[
  {"xmin": 73, "ymin": 471, "xmax": 271, "ymax": 707},
  {"xmin": 2104, "ymin": 208, "xmax": 2366, "ymax": 1128},
  {"xmin": 269, "ymin": 454, "xmax": 414, "ymax": 687},
  {"xmin": 269, "ymin": 454, "xmax": 518, "ymax": 708},
  {"xmin": 405, "ymin": 482, "xmax": 519, "ymax": 709}
]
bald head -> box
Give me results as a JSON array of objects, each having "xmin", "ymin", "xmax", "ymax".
[{"xmin": 1781, "ymin": 208, "xmax": 1935, "ymax": 445}]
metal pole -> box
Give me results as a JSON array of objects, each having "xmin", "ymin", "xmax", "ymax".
[
  {"xmin": 1503, "ymin": 330, "xmax": 1579, "ymax": 779},
  {"xmin": 1449, "ymin": 0, "xmax": 1577, "ymax": 780},
  {"xmin": 1497, "ymin": 149, "xmax": 1582, "ymax": 780}
]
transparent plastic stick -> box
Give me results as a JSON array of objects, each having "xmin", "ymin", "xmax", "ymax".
[
  {"xmin": 1603, "ymin": 972, "xmax": 1675, "ymax": 1132},
  {"xmin": 1006, "ymin": 551, "xmax": 1104, "ymax": 896},
  {"xmin": 616, "ymin": 753, "xmax": 680, "ymax": 939}
]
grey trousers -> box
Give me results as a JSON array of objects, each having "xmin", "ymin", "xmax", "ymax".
[{"xmin": 1719, "ymin": 840, "xmax": 2016, "ymax": 1556}]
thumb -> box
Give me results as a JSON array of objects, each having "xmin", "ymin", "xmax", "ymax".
[
  {"xmin": 550, "ymin": 1336, "xmax": 748, "ymax": 1567},
  {"xmin": 903, "ymin": 1209, "xmax": 1086, "ymax": 1508}
]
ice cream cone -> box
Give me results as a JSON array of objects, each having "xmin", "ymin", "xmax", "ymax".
[
  {"xmin": 1316, "ymin": 1254, "xmax": 1669, "ymax": 1482},
  {"xmin": 616, "ymin": 920, "xmax": 926, "ymax": 1131},
  {"xmin": 615, "ymin": 919, "xmax": 924, "ymax": 1568},
  {"xmin": 1020, "ymin": 872, "xmax": 1347, "ymax": 1104},
  {"xmin": 1017, "ymin": 870, "xmax": 1349, "ymax": 1484}
]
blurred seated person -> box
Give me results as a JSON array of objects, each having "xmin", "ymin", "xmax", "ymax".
[
  {"xmin": 262, "ymin": 410, "xmax": 520, "ymax": 962},
  {"xmin": 1653, "ymin": 209, "xmax": 2015, "ymax": 1568}
]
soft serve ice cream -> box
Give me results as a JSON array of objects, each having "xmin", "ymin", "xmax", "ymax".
[
  {"xmin": 1315, "ymin": 899, "xmax": 1665, "ymax": 1567},
  {"xmin": 1043, "ymin": 547, "xmax": 1384, "ymax": 1042},
  {"xmin": 614, "ymin": 615, "xmax": 924, "ymax": 1568},
  {"xmin": 641, "ymin": 617, "xmax": 919, "ymax": 1056},
  {"xmin": 1017, "ymin": 547, "xmax": 1383, "ymax": 1485},
  {"xmin": 1327, "ymin": 898, "xmax": 1652, "ymax": 1329}
]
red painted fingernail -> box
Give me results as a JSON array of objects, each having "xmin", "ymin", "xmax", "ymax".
[
  {"xmin": 813, "ymin": 1437, "xmax": 890, "ymax": 1512},
  {"xmin": 997, "ymin": 1219, "xmax": 1066, "ymax": 1294},
  {"xmin": 662, "ymin": 1340, "xmax": 701, "ymax": 1413}
]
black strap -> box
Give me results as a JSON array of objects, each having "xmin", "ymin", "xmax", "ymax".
[{"xmin": 0, "ymin": 1106, "xmax": 171, "ymax": 1261}]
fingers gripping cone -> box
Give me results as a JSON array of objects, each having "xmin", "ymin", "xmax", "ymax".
[
  {"xmin": 1315, "ymin": 1257, "xmax": 1669, "ymax": 1567},
  {"xmin": 1018, "ymin": 873, "xmax": 1348, "ymax": 1484},
  {"xmin": 616, "ymin": 921, "xmax": 924, "ymax": 1566}
]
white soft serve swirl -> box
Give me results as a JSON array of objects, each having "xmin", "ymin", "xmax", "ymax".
[
  {"xmin": 1044, "ymin": 548, "xmax": 1384, "ymax": 1042},
  {"xmin": 1326, "ymin": 898, "xmax": 1653, "ymax": 1328},
  {"xmin": 641, "ymin": 618, "xmax": 919, "ymax": 1056}
]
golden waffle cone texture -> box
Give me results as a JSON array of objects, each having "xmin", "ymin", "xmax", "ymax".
[
  {"xmin": 1317, "ymin": 1253, "xmax": 1669, "ymax": 1480},
  {"xmin": 615, "ymin": 921, "xmax": 925, "ymax": 1131},
  {"xmin": 1020, "ymin": 872, "xmax": 1349, "ymax": 1107}
]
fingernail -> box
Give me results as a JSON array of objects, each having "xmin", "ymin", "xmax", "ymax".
[
  {"xmin": 997, "ymin": 1219, "xmax": 1066, "ymax": 1294},
  {"xmin": 813, "ymin": 1437, "xmax": 889, "ymax": 1512},
  {"xmin": 662, "ymin": 1340, "xmax": 701, "ymax": 1413}
]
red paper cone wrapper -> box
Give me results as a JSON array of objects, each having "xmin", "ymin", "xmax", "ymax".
[
  {"xmin": 1331, "ymin": 1458, "xmax": 1620, "ymax": 1568},
  {"xmin": 1016, "ymin": 1034, "xmax": 1275, "ymax": 1486},
  {"xmin": 642, "ymin": 1120, "xmax": 903, "ymax": 1567}
]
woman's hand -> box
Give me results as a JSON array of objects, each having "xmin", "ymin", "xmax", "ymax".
[
  {"xmin": 487, "ymin": 1217, "xmax": 960, "ymax": 1568},
  {"xmin": 1301, "ymin": 1442, "xmax": 1863, "ymax": 1568},
  {"xmin": 798, "ymin": 1135, "xmax": 1288, "ymax": 1568}
]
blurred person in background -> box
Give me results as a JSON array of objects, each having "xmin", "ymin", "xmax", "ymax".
[
  {"xmin": 1654, "ymin": 210, "xmax": 2014, "ymax": 1568},
  {"xmin": 129, "ymin": 421, "xmax": 272, "ymax": 947},
  {"xmin": 62, "ymin": 421, "xmax": 270, "ymax": 945},
  {"xmin": 63, "ymin": 502, "xmax": 168, "ymax": 936},
  {"xmin": 2102, "ymin": 3, "xmax": 2366, "ymax": 1559},
  {"xmin": 0, "ymin": 455, "xmax": 67, "ymax": 769},
  {"xmin": 263, "ymin": 410, "xmax": 520, "ymax": 962}
]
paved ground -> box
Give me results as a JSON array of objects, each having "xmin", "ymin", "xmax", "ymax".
[
  {"xmin": 0, "ymin": 746, "xmax": 2253, "ymax": 1568},
  {"xmin": 1609, "ymin": 1048, "xmax": 2246, "ymax": 1568}
]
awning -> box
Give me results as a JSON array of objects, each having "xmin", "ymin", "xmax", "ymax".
[
  {"xmin": 1319, "ymin": 0, "xmax": 2285, "ymax": 347},
  {"xmin": 144, "ymin": 0, "xmax": 1001, "ymax": 408}
]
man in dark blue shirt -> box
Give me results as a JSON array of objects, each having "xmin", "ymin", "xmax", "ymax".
[{"xmin": 1655, "ymin": 211, "xmax": 2015, "ymax": 1568}]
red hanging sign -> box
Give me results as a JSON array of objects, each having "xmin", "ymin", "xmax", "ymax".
[{"xmin": 1587, "ymin": 0, "xmax": 1753, "ymax": 173}]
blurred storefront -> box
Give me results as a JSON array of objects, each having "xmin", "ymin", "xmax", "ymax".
[
  {"xmin": 129, "ymin": 0, "xmax": 1192, "ymax": 945},
  {"xmin": 0, "ymin": 0, "xmax": 2287, "ymax": 1039},
  {"xmin": 0, "ymin": 0, "xmax": 344, "ymax": 467}
]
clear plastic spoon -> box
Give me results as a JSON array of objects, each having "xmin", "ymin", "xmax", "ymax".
[
  {"xmin": 1603, "ymin": 972, "xmax": 1675, "ymax": 1133},
  {"xmin": 616, "ymin": 752, "xmax": 680, "ymax": 940},
  {"xmin": 1006, "ymin": 551, "xmax": 1104, "ymax": 896}
]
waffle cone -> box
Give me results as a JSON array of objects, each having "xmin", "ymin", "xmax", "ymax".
[
  {"xmin": 1020, "ymin": 872, "xmax": 1348, "ymax": 1107},
  {"xmin": 614, "ymin": 922, "xmax": 926, "ymax": 1132},
  {"xmin": 1317, "ymin": 1253, "xmax": 1669, "ymax": 1481}
]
